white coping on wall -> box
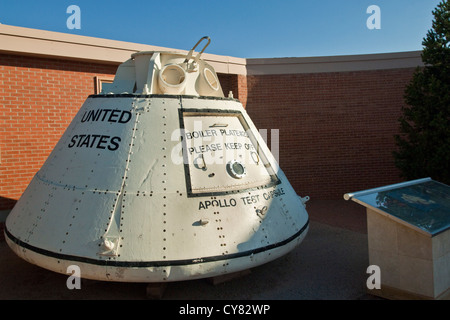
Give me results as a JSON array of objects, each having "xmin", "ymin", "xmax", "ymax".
[
  {"xmin": 246, "ymin": 51, "xmax": 423, "ymax": 75},
  {"xmin": 0, "ymin": 24, "xmax": 247, "ymax": 75},
  {"xmin": 0, "ymin": 24, "xmax": 423, "ymax": 76}
]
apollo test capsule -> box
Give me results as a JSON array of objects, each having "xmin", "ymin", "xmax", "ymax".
[{"xmin": 5, "ymin": 37, "xmax": 309, "ymax": 282}]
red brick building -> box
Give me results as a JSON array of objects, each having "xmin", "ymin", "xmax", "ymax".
[{"xmin": 0, "ymin": 24, "xmax": 423, "ymax": 222}]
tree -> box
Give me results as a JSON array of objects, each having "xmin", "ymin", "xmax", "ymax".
[{"xmin": 393, "ymin": 0, "xmax": 450, "ymax": 184}]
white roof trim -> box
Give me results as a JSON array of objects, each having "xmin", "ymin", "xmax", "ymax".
[
  {"xmin": 0, "ymin": 24, "xmax": 247, "ymax": 75},
  {"xmin": 246, "ymin": 51, "xmax": 423, "ymax": 75},
  {"xmin": 0, "ymin": 24, "xmax": 423, "ymax": 76}
]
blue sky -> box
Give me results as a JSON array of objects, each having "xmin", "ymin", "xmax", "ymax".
[{"xmin": 0, "ymin": 0, "xmax": 442, "ymax": 58}]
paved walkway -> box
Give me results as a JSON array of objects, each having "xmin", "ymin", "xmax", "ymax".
[{"xmin": 0, "ymin": 199, "xmax": 379, "ymax": 300}]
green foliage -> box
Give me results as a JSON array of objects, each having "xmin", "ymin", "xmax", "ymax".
[{"xmin": 394, "ymin": 0, "xmax": 450, "ymax": 184}]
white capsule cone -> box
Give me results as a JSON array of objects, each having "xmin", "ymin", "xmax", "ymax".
[{"xmin": 5, "ymin": 39, "xmax": 309, "ymax": 282}]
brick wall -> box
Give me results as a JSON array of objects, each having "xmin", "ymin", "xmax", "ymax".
[
  {"xmin": 0, "ymin": 53, "xmax": 416, "ymax": 214},
  {"xmin": 0, "ymin": 54, "xmax": 117, "ymax": 210},
  {"xmin": 245, "ymin": 68, "xmax": 416, "ymax": 199},
  {"xmin": 218, "ymin": 73, "xmax": 248, "ymax": 106}
]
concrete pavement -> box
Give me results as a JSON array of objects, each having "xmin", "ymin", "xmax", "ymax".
[{"xmin": 0, "ymin": 199, "xmax": 379, "ymax": 300}]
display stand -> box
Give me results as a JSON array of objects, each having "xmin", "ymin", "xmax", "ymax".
[{"xmin": 344, "ymin": 178, "xmax": 450, "ymax": 300}]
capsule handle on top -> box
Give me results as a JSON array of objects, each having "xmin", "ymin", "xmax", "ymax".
[{"xmin": 184, "ymin": 36, "xmax": 211, "ymax": 66}]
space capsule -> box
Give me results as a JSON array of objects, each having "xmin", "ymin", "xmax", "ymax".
[{"xmin": 5, "ymin": 37, "xmax": 309, "ymax": 282}]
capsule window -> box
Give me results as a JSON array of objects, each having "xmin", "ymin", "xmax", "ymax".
[
  {"xmin": 227, "ymin": 160, "xmax": 246, "ymax": 179},
  {"xmin": 204, "ymin": 68, "xmax": 219, "ymax": 91},
  {"xmin": 158, "ymin": 64, "xmax": 187, "ymax": 94},
  {"xmin": 161, "ymin": 65, "xmax": 186, "ymax": 85}
]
